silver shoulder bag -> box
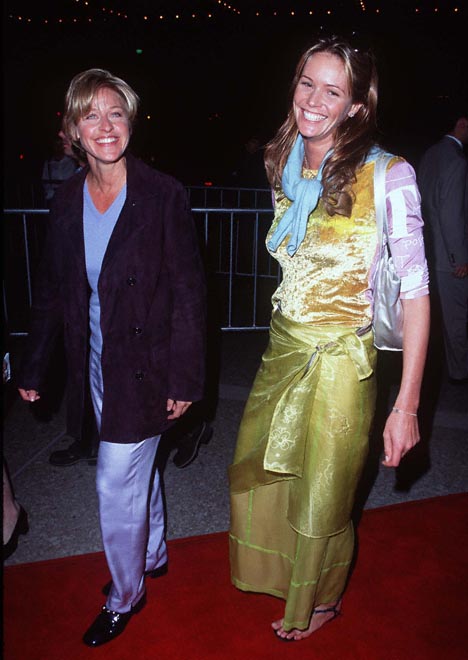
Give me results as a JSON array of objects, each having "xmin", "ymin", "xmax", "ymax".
[{"xmin": 372, "ymin": 153, "xmax": 404, "ymax": 351}]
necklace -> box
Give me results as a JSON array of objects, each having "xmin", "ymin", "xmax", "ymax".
[{"xmin": 303, "ymin": 152, "xmax": 318, "ymax": 178}]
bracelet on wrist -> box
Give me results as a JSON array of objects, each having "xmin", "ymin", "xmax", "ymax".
[{"xmin": 392, "ymin": 406, "xmax": 417, "ymax": 417}]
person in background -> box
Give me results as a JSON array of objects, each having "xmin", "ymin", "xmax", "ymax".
[
  {"xmin": 41, "ymin": 130, "xmax": 94, "ymax": 468},
  {"xmin": 3, "ymin": 463, "xmax": 28, "ymax": 560},
  {"xmin": 170, "ymin": 409, "xmax": 213, "ymax": 468},
  {"xmin": 18, "ymin": 68, "xmax": 206, "ymax": 647},
  {"xmin": 231, "ymin": 135, "xmax": 269, "ymax": 188},
  {"xmin": 418, "ymin": 112, "xmax": 468, "ymax": 382},
  {"xmin": 47, "ymin": 379, "xmax": 98, "ymax": 467},
  {"xmin": 41, "ymin": 130, "xmax": 82, "ymax": 203},
  {"xmin": 3, "ymin": 345, "xmax": 29, "ymax": 560},
  {"xmin": 229, "ymin": 37, "xmax": 430, "ymax": 641}
]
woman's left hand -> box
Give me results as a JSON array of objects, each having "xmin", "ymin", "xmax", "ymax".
[
  {"xmin": 381, "ymin": 296, "xmax": 430, "ymax": 468},
  {"xmin": 382, "ymin": 409, "xmax": 420, "ymax": 468},
  {"xmin": 166, "ymin": 399, "xmax": 192, "ymax": 420}
]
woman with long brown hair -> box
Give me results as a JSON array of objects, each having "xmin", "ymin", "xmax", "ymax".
[{"xmin": 229, "ymin": 37, "xmax": 430, "ymax": 641}]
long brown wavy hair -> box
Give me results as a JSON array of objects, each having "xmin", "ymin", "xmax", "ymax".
[{"xmin": 264, "ymin": 37, "xmax": 378, "ymax": 217}]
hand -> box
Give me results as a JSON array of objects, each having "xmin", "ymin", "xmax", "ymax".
[
  {"xmin": 453, "ymin": 264, "xmax": 468, "ymax": 278},
  {"xmin": 166, "ymin": 398, "xmax": 192, "ymax": 420},
  {"xmin": 18, "ymin": 388, "xmax": 41, "ymax": 403},
  {"xmin": 382, "ymin": 408, "xmax": 420, "ymax": 468}
]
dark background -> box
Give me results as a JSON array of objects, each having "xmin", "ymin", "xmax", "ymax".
[{"xmin": 3, "ymin": 0, "xmax": 467, "ymax": 198}]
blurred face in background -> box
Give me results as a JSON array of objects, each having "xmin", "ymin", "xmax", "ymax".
[{"xmin": 58, "ymin": 130, "xmax": 75, "ymax": 158}]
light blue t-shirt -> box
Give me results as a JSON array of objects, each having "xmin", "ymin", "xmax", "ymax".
[{"xmin": 83, "ymin": 181, "xmax": 127, "ymax": 355}]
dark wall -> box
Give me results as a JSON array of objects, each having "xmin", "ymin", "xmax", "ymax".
[{"xmin": 3, "ymin": 4, "xmax": 466, "ymax": 195}]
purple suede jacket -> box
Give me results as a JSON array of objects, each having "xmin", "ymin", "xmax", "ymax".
[{"xmin": 18, "ymin": 153, "xmax": 206, "ymax": 443}]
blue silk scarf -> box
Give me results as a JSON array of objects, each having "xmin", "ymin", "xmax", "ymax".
[
  {"xmin": 267, "ymin": 135, "xmax": 381, "ymax": 257},
  {"xmin": 267, "ymin": 134, "xmax": 330, "ymax": 256}
]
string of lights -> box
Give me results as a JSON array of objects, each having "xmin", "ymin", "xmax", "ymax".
[
  {"xmin": 7, "ymin": 0, "xmax": 463, "ymax": 25},
  {"xmin": 217, "ymin": 0, "xmax": 241, "ymax": 16}
]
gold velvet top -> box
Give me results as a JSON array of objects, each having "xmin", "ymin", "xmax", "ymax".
[{"xmin": 267, "ymin": 161, "xmax": 379, "ymax": 327}]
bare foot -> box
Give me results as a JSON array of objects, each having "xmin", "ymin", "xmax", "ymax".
[
  {"xmin": 271, "ymin": 618, "xmax": 296, "ymax": 641},
  {"xmin": 271, "ymin": 599, "xmax": 341, "ymax": 641}
]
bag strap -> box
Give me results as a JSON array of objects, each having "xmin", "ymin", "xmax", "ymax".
[{"xmin": 373, "ymin": 152, "xmax": 394, "ymax": 252}]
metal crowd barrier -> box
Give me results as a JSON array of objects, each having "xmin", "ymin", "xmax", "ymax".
[{"xmin": 3, "ymin": 194, "xmax": 278, "ymax": 336}]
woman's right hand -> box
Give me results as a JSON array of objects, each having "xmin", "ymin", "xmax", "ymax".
[{"xmin": 18, "ymin": 388, "xmax": 40, "ymax": 402}]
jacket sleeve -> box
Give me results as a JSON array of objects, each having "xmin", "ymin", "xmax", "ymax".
[
  {"xmin": 437, "ymin": 152, "xmax": 468, "ymax": 267},
  {"xmin": 17, "ymin": 211, "xmax": 64, "ymax": 390},
  {"xmin": 163, "ymin": 184, "xmax": 206, "ymax": 402}
]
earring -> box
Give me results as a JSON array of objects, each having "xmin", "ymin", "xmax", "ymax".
[{"xmin": 349, "ymin": 113, "xmax": 355, "ymax": 118}]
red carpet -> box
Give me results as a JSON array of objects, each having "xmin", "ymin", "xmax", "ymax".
[{"xmin": 4, "ymin": 493, "xmax": 468, "ymax": 660}]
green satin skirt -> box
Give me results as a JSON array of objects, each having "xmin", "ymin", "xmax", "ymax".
[{"xmin": 229, "ymin": 310, "xmax": 377, "ymax": 630}]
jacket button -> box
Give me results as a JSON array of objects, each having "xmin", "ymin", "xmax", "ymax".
[
  {"xmin": 133, "ymin": 327, "xmax": 143, "ymax": 335},
  {"xmin": 135, "ymin": 371, "xmax": 144, "ymax": 380},
  {"xmin": 127, "ymin": 277, "xmax": 136, "ymax": 286}
]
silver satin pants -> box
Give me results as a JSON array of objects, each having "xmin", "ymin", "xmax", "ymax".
[{"xmin": 89, "ymin": 348, "xmax": 167, "ymax": 612}]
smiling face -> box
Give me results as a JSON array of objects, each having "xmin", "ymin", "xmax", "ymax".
[
  {"xmin": 293, "ymin": 51, "xmax": 360, "ymax": 153},
  {"xmin": 74, "ymin": 87, "xmax": 130, "ymax": 167}
]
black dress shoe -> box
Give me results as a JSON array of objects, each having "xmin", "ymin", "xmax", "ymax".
[
  {"xmin": 173, "ymin": 421, "xmax": 213, "ymax": 468},
  {"xmin": 49, "ymin": 440, "xmax": 97, "ymax": 467},
  {"xmin": 3, "ymin": 506, "xmax": 29, "ymax": 560},
  {"xmin": 102, "ymin": 562, "xmax": 168, "ymax": 596},
  {"xmin": 82, "ymin": 595, "xmax": 146, "ymax": 647}
]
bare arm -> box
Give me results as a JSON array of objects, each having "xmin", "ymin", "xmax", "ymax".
[{"xmin": 382, "ymin": 295, "xmax": 430, "ymax": 467}]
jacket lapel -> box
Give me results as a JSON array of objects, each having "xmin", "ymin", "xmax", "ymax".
[{"xmin": 100, "ymin": 153, "xmax": 158, "ymax": 277}]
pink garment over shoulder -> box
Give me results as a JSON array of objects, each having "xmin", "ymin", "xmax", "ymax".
[{"xmin": 370, "ymin": 159, "xmax": 429, "ymax": 300}]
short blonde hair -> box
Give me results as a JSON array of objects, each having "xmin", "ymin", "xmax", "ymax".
[{"xmin": 62, "ymin": 68, "xmax": 140, "ymax": 142}]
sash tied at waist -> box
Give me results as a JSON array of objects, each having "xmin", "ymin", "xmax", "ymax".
[
  {"xmin": 229, "ymin": 310, "xmax": 377, "ymax": 537},
  {"xmin": 263, "ymin": 312, "xmax": 374, "ymax": 478}
]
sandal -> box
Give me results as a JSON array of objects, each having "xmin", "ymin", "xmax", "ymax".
[{"xmin": 313, "ymin": 602, "xmax": 342, "ymax": 622}]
